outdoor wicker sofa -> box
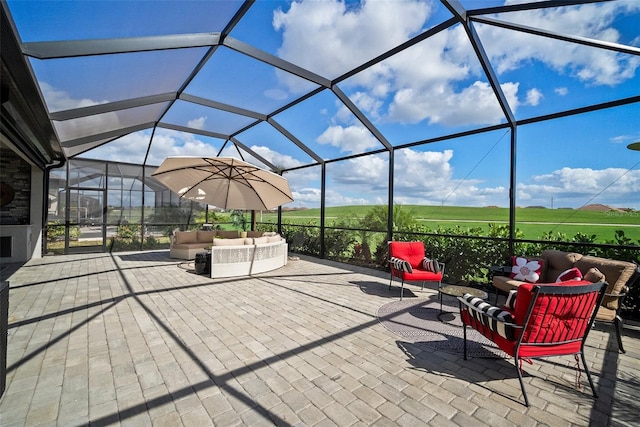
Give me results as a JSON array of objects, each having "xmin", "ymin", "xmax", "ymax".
[
  {"xmin": 209, "ymin": 236, "xmax": 288, "ymax": 278},
  {"xmin": 170, "ymin": 229, "xmax": 266, "ymax": 259},
  {"xmin": 170, "ymin": 229, "xmax": 288, "ymax": 278}
]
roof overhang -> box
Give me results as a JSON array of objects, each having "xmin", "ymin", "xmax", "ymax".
[{"xmin": 1, "ymin": 3, "xmax": 64, "ymax": 168}]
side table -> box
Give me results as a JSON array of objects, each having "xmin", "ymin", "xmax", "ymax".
[{"xmin": 194, "ymin": 251, "xmax": 211, "ymax": 275}]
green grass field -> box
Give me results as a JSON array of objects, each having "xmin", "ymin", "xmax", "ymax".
[{"xmin": 271, "ymin": 205, "xmax": 640, "ymax": 243}]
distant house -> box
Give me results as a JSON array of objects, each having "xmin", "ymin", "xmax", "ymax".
[{"xmin": 580, "ymin": 204, "xmax": 625, "ymax": 212}]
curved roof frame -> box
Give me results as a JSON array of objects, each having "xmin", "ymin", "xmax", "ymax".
[
  {"xmin": 8, "ymin": 0, "xmax": 637, "ymax": 169},
  {"xmin": 3, "ymin": 0, "xmax": 639, "ymax": 199}
]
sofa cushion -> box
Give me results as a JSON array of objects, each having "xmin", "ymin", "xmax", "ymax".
[
  {"xmin": 253, "ymin": 236, "xmax": 269, "ymax": 244},
  {"xmin": 175, "ymin": 231, "xmax": 198, "ymax": 244},
  {"xmin": 510, "ymin": 256, "xmax": 544, "ymax": 283},
  {"xmin": 197, "ymin": 230, "xmax": 217, "ymax": 243},
  {"xmin": 596, "ymin": 305, "xmax": 617, "ymax": 322},
  {"xmin": 172, "ymin": 243, "xmax": 209, "ymax": 249},
  {"xmin": 246, "ymin": 231, "xmax": 264, "ymax": 238},
  {"xmin": 576, "ymin": 255, "xmax": 637, "ymax": 310},
  {"xmin": 216, "ymin": 230, "xmax": 240, "ymax": 239},
  {"xmin": 266, "ymin": 235, "xmax": 282, "ymax": 243},
  {"xmin": 541, "ymin": 249, "xmax": 581, "ymax": 282},
  {"xmin": 213, "ymin": 237, "xmax": 247, "ymax": 246},
  {"xmin": 584, "ymin": 267, "xmax": 606, "ymax": 284},
  {"xmin": 492, "ymin": 275, "xmax": 527, "ymax": 293}
]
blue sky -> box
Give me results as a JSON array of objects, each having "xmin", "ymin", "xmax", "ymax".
[{"xmin": 7, "ymin": 0, "xmax": 640, "ymax": 210}]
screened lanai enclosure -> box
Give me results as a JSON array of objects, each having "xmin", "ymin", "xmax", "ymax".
[{"xmin": 1, "ymin": 1, "xmax": 639, "ymax": 272}]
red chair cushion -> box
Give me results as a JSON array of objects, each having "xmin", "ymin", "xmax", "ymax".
[
  {"xmin": 389, "ymin": 241, "xmax": 426, "ymax": 270},
  {"xmin": 513, "ymin": 280, "xmax": 598, "ymax": 356},
  {"xmin": 401, "ymin": 270, "xmax": 442, "ymax": 282}
]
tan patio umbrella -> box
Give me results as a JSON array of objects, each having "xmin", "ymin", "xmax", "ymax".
[{"xmin": 151, "ymin": 157, "xmax": 293, "ymax": 211}]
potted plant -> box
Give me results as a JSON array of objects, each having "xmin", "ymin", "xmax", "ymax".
[{"xmin": 230, "ymin": 210, "xmax": 248, "ymax": 237}]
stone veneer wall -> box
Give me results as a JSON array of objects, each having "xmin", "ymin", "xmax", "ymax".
[{"xmin": 0, "ymin": 148, "xmax": 31, "ymax": 225}]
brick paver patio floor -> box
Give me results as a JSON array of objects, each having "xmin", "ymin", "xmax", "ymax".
[{"xmin": 1, "ymin": 251, "xmax": 638, "ymax": 426}]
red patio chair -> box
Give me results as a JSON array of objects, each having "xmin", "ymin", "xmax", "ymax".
[
  {"xmin": 388, "ymin": 241, "xmax": 444, "ymax": 300},
  {"xmin": 458, "ymin": 280, "xmax": 606, "ymax": 406}
]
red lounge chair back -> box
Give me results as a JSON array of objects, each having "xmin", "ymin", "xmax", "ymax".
[{"xmin": 388, "ymin": 241, "xmax": 425, "ymax": 270}]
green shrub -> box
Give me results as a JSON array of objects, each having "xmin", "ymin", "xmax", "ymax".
[{"xmin": 46, "ymin": 221, "xmax": 80, "ymax": 242}]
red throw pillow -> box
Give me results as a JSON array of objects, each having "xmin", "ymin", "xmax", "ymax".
[
  {"xmin": 510, "ymin": 256, "xmax": 544, "ymax": 283},
  {"xmin": 555, "ymin": 267, "xmax": 583, "ymax": 282},
  {"xmin": 513, "ymin": 282, "xmax": 535, "ymax": 324}
]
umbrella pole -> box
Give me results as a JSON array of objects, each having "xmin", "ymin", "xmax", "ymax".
[{"xmin": 251, "ymin": 210, "xmax": 256, "ymax": 231}]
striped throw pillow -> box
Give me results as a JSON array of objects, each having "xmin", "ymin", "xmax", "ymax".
[
  {"xmin": 505, "ymin": 289, "xmax": 518, "ymax": 310},
  {"xmin": 422, "ymin": 258, "xmax": 441, "ymax": 273},
  {"xmin": 461, "ymin": 293, "xmax": 516, "ymax": 340},
  {"xmin": 390, "ymin": 257, "xmax": 413, "ymax": 273}
]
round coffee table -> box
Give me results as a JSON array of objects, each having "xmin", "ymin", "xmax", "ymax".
[{"xmin": 439, "ymin": 284, "xmax": 488, "ymax": 319}]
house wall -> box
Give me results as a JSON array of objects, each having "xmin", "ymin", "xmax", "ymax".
[
  {"xmin": 0, "ymin": 148, "xmax": 30, "ymax": 225},
  {"xmin": 0, "ymin": 147, "xmax": 44, "ymax": 262}
]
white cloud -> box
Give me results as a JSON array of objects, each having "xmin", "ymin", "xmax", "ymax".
[
  {"xmin": 291, "ymin": 187, "xmax": 322, "ymax": 207},
  {"xmin": 146, "ymin": 130, "xmax": 221, "ymax": 165},
  {"xmin": 39, "ymin": 81, "xmax": 105, "ymax": 111},
  {"xmin": 388, "ymin": 81, "xmax": 518, "ymax": 126},
  {"xmin": 324, "ymin": 189, "xmax": 371, "ymax": 207},
  {"xmin": 349, "ymin": 92, "xmax": 383, "ymax": 121},
  {"xmin": 273, "ymin": 2, "xmax": 521, "ymax": 128},
  {"xmin": 274, "ymin": 0, "xmax": 639, "ymax": 132},
  {"xmin": 555, "ymin": 87, "xmax": 569, "ymax": 96},
  {"xmin": 249, "ymin": 145, "xmax": 305, "ymax": 170},
  {"xmin": 81, "ymin": 131, "xmax": 150, "ymax": 164},
  {"xmin": 518, "ymin": 167, "xmax": 640, "ymax": 209},
  {"xmin": 485, "ymin": 2, "xmax": 640, "ymax": 86},
  {"xmin": 610, "ymin": 134, "xmax": 639, "ymax": 144},
  {"xmin": 526, "ymin": 88, "xmax": 543, "ymax": 106},
  {"xmin": 264, "ymin": 88, "xmax": 289, "ymax": 101},
  {"xmin": 314, "ymin": 149, "xmax": 640, "ymax": 210},
  {"xmin": 273, "ymin": 0, "xmax": 430, "ymax": 79},
  {"xmin": 392, "ymin": 148, "xmax": 510, "ymax": 207},
  {"xmin": 187, "ymin": 116, "xmax": 207, "ymax": 130},
  {"xmin": 317, "ymin": 125, "xmax": 381, "ymax": 153},
  {"xmin": 83, "ymin": 128, "xmax": 221, "ymax": 166},
  {"xmin": 317, "ymin": 148, "xmax": 512, "ymax": 208},
  {"xmin": 42, "ymin": 81, "xmax": 125, "ymax": 143}
]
